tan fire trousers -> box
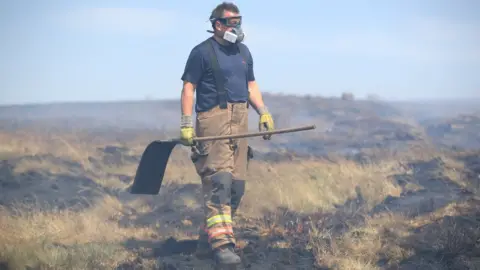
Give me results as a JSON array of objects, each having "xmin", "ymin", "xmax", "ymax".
[{"xmin": 191, "ymin": 102, "xmax": 249, "ymax": 250}]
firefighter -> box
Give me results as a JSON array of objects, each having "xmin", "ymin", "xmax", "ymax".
[{"xmin": 178, "ymin": 1, "xmax": 274, "ymax": 266}]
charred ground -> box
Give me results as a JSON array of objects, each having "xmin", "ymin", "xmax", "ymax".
[{"xmin": 0, "ymin": 94, "xmax": 479, "ymax": 270}]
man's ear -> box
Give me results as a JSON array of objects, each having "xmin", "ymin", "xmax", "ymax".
[{"xmin": 214, "ymin": 20, "xmax": 222, "ymax": 31}]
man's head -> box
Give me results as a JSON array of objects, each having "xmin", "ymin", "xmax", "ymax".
[{"xmin": 209, "ymin": 2, "xmax": 244, "ymax": 44}]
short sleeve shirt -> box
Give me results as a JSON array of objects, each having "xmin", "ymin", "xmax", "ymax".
[{"xmin": 181, "ymin": 37, "xmax": 255, "ymax": 113}]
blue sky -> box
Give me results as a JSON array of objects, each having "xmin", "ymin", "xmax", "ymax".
[{"xmin": 1, "ymin": 0, "xmax": 479, "ymax": 105}]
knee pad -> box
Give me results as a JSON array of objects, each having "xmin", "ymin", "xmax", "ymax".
[
  {"xmin": 231, "ymin": 179, "xmax": 245, "ymax": 202},
  {"xmin": 247, "ymin": 146, "xmax": 254, "ymax": 160},
  {"xmin": 231, "ymin": 179, "xmax": 246, "ymax": 215},
  {"xmin": 247, "ymin": 146, "xmax": 254, "ymax": 161},
  {"xmin": 209, "ymin": 171, "xmax": 233, "ymax": 205}
]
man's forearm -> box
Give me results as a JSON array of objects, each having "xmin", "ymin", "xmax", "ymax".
[
  {"xmin": 248, "ymin": 81, "xmax": 267, "ymax": 114},
  {"xmin": 181, "ymin": 82, "xmax": 195, "ymax": 126},
  {"xmin": 181, "ymin": 82, "xmax": 195, "ymax": 115}
]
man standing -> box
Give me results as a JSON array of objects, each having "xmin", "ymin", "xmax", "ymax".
[{"xmin": 179, "ymin": 1, "xmax": 275, "ymax": 267}]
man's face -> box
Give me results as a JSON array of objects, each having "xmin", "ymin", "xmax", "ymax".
[{"xmin": 215, "ymin": 10, "xmax": 242, "ymax": 35}]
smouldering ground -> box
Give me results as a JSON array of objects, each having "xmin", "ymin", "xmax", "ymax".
[{"xmin": 0, "ymin": 130, "xmax": 479, "ymax": 270}]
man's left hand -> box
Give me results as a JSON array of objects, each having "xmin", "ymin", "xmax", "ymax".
[{"xmin": 258, "ymin": 107, "xmax": 274, "ymax": 140}]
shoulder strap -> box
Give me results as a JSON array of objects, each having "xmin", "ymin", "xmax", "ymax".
[
  {"xmin": 237, "ymin": 44, "xmax": 248, "ymax": 62},
  {"xmin": 206, "ymin": 38, "xmax": 228, "ymax": 109},
  {"xmin": 237, "ymin": 43, "xmax": 250, "ymax": 93}
]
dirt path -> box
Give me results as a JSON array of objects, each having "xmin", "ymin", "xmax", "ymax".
[{"xmin": 371, "ymin": 157, "xmax": 474, "ymax": 218}]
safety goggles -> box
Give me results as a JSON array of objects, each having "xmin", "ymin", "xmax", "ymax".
[{"xmin": 214, "ymin": 16, "xmax": 242, "ymax": 27}]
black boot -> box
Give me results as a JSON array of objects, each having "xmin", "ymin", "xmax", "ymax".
[{"xmin": 213, "ymin": 244, "xmax": 241, "ymax": 266}]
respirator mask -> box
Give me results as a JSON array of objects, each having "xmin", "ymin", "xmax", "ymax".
[
  {"xmin": 223, "ymin": 24, "xmax": 244, "ymax": 43},
  {"xmin": 208, "ymin": 16, "xmax": 245, "ymax": 43}
]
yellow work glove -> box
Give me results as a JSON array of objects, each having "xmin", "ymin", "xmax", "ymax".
[
  {"xmin": 180, "ymin": 115, "xmax": 195, "ymax": 146},
  {"xmin": 258, "ymin": 106, "xmax": 274, "ymax": 140}
]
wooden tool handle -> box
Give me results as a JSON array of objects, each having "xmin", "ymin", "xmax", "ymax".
[{"xmin": 193, "ymin": 125, "xmax": 316, "ymax": 142}]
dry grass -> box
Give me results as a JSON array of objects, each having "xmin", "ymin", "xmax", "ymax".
[
  {"xmin": 0, "ymin": 130, "xmax": 479, "ymax": 270},
  {"xmin": 240, "ymin": 159, "xmax": 403, "ymax": 216},
  {"xmin": 0, "ymin": 196, "xmax": 157, "ymax": 270}
]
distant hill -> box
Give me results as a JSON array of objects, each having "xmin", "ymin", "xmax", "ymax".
[
  {"xmin": 1, "ymin": 93, "xmax": 479, "ymax": 155},
  {"xmin": 0, "ymin": 93, "xmax": 408, "ymax": 129}
]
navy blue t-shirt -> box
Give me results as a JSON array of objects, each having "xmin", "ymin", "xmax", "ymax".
[{"xmin": 181, "ymin": 37, "xmax": 255, "ymax": 113}]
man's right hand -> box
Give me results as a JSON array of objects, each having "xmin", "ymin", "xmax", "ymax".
[
  {"xmin": 180, "ymin": 126, "xmax": 195, "ymax": 146},
  {"xmin": 180, "ymin": 115, "xmax": 195, "ymax": 146}
]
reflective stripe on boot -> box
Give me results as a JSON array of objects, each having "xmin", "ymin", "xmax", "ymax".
[{"xmin": 206, "ymin": 214, "xmax": 236, "ymax": 249}]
